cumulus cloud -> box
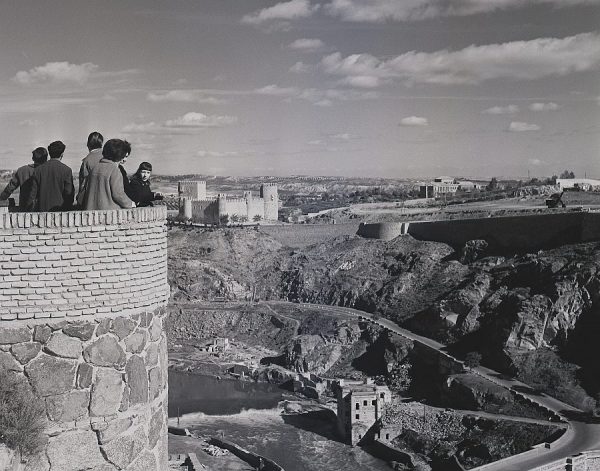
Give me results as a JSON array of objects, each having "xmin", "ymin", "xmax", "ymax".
[
  {"xmin": 339, "ymin": 75, "xmax": 381, "ymax": 88},
  {"xmin": 164, "ymin": 112, "xmax": 238, "ymax": 128},
  {"xmin": 529, "ymin": 102, "xmax": 561, "ymax": 111},
  {"xmin": 254, "ymin": 84, "xmax": 300, "ymax": 97},
  {"xmin": 321, "ymin": 33, "xmax": 600, "ymax": 86},
  {"xmin": 242, "ymin": 0, "xmax": 319, "ymax": 25},
  {"xmin": 400, "ymin": 116, "xmax": 429, "ymax": 126},
  {"xmin": 254, "ymin": 83, "xmax": 378, "ymax": 106},
  {"xmin": 288, "ymin": 38, "xmax": 325, "ymax": 52},
  {"xmin": 147, "ymin": 90, "xmax": 227, "ymax": 105},
  {"xmin": 290, "ymin": 61, "xmax": 313, "ymax": 73},
  {"xmin": 13, "ymin": 62, "xmax": 98, "ymax": 85},
  {"xmin": 482, "ymin": 105, "xmax": 519, "ymax": 115},
  {"xmin": 324, "ymin": 0, "xmax": 600, "ymax": 23},
  {"xmin": 508, "ymin": 121, "xmax": 541, "ymax": 132}
]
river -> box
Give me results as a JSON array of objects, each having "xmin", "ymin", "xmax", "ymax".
[{"xmin": 169, "ymin": 371, "xmax": 392, "ymax": 470}]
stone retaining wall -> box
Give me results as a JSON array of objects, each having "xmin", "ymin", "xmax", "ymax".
[{"xmin": 0, "ymin": 207, "xmax": 170, "ymax": 470}]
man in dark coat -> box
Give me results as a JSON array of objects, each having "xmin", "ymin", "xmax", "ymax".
[
  {"xmin": 0, "ymin": 147, "xmax": 48, "ymax": 210},
  {"xmin": 26, "ymin": 141, "xmax": 74, "ymax": 212}
]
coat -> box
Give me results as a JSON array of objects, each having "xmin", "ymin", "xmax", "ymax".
[
  {"xmin": 127, "ymin": 175, "xmax": 162, "ymax": 207},
  {"xmin": 77, "ymin": 148, "xmax": 103, "ymax": 205},
  {"xmin": 0, "ymin": 163, "xmax": 39, "ymax": 210},
  {"xmin": 26, "ymin": 159, "xmax": 74, "ymax": 212},
  {"xmin": 82, "ymin": 158, "xmax": 133, "ymax": 210}
]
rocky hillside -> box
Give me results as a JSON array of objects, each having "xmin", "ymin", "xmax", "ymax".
[{"xmin": 167, "ymin": 226, "xmax": 600, "ymax": 408}]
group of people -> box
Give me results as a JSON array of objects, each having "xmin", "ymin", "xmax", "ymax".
[{"xmin": 0, "ymin": 132, "xmax": 163, "ymax": 212}]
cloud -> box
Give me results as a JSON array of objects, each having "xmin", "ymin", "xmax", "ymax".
[
  {"xmin": 508, "ymin": 121, "xmax": 541, "ymax": 132},
  {"xmin": 288, "ymin": 38, "xmax": 325, "ymax": 52},
  {"xmin": 13, "ymin": 62, "xmax": 99, "ymax": 85},
  {"xmin": 147, "ymin": 90, "xmax": 227, "ymax": 105},
  {"xmin": 164, "ymin": 112, "xmax": 238, "ymax": 128},
  {"xmin": 18, "ymin": 119, "xmax": 39, "ymax": 126},
  {"xmin": 254, "ymin": 84, "xmax": 378, "ymax": 106},
  {"xmin": 242, "ymin": 0, "xmax": 319, "ymax": 25},
  {"xmin": 482, "ymin": 105, "xmax": 519, "ymax": 115},
  {"xmin": 197, "ymin": 150, "xmax": 241, "ymax": 158},
  {"xmin": 528, "ymin": 158, "xmax": 545, "ymax": 165},
  {"xmin": 254, "ymin": 84, "xmax": 300, "ymax": 97},
  {"xmin": 324, "ymin": 0, "xmax": 600, "ymax": 23},
  {"xmin": 321, "ymin": 33, "xmax": 600, "ymax": 86},
  {"xmin": 400, "ymin": 116, "xmax": 429, "ymax": 126},
  {"xmin": 529, "ymin": 102, "xmax": 561, "ymax": 111},
  {"xmin": 339, "ymin": 75, "xmax": 381, "ymax": 88},
  {"xmin": 290, "ymin": 61, "xmax": 313, "ymax": 73}
]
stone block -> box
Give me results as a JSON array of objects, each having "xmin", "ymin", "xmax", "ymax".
[
  {"xmin": 10, "ymin": 342, "xmax": 41, "ymax": 364},
  {"xmin": 112, "ymin": 317, "xmax": 136, "ymax": 340},
  {"xmin": 144, "ymin": 343, "xmax": 158, "ymax": 368},
  {"xmin": 47, "ymin": 430, "xmax": 110, "ymax": 471},
  {"xmin": 0, "ymin": 327, "xmax": 31, "ymax": 345},
  {"xmin": 149, "ymin": 317, "xmax": 161, "ymax": 342},
  {"xmin": 46, "ymin": 390, "xmax": 89, "ymax": 422},
  {"xmin": 102, "ymin": 427, "xmax": 146, "ymax": 469},
  {"xmin": 125, "ymin": 329, "xmax": 147, "ymax": 354},
  {"xmin": 90, "ymin": 369, "xmax": 123, "ymax": 417},
  {"xmin": 26, "ymin": 354, "xmax": 77, "ymax": 396},
  {"xmin": 126, "ymin": 451, "xmax": 156, "ymax": 471},
  {"xmin": 84, "ymin": 335, "xmax": 126, "ymax": 368},
  {"xmin": 96, "ymin": 318, "xmax": 111, "ymax": 336},
  {"xmin": 120, "ymin": 383, "xmax": 130, "ymax": 412},
  {"xmin": 33, "ymin": 325, "xmax": 52, "ymax": 343},
  {"xmin": 148, "ymin": 408, "xmax": 165, "ymax": 449},
  {"xmin": 148, "ymin": 367, "xmax": 162, "ymax": 400},
  {"xmin": 126, "ymin": 355, "xmax": 148, "ymax": 404},
  {"xmin": 45, "ymin": 332, "xmax": 82, "ymax": 359},
  {"xmin": 62, "ymin": 322, "xmax": 95, "ymax": 341},
  {"xmin": 76, "ymin": 362, "xmax": 94, "ymax": 389},
  {"xmin": 96, "ymin": 417, "xmax": 133, "ymax": 444},
  {"xmin": 0, "ymin": 351, "xmax": 22, "ymax": 371}
]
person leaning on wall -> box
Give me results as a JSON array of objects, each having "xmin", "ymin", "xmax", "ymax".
[
  {"xmin": 82, "ymin": 139, "xmax": 134, "ymax": 210},
  {"xmin": 127, "ymin": 162, "xmax": 163, "ymax": 207},
  {"xmin": 25, "ymin": 141, "xmax": 74, "ymax": 212},
  {"xmin": 0, "ymin": 147, "xmax": 48, "ymax": 211}
]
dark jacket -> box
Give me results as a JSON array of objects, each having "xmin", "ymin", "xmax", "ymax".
[
  {"xmin": 127, "ymin": 175, "xmax": 162, "ymax": 207},
  {"xmin": 26, "ymin": 159, "xmax": 74, "ymax": 212},
  {"xmin": 0, "ymin": 163, "xmax": 39, "ymax": 210},
  {"xmin": 119, "ymin": 165, "xmax": 130, "ymax": 197}
]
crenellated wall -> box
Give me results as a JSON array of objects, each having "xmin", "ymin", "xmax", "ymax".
[{"xmin": 0, "ymin": 207, "xmax": 170, "ymax": 471}]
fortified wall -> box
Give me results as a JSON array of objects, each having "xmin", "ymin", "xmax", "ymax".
[
  {"xmin": 0, "ymin": 207, "xmax": 170, "ymax": 470},
  {"xmin": 358, "ymin": 212, "xmax": 600, "ymax": 251}
]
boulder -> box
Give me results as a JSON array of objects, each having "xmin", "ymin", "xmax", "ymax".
[
  {"xmin": 62, "ymin": 323, "xmax": 95, "ymax": 341},
  {"xmin": 84, "ymin": 335, "xmax": 126, "ymax": 368},
  {"xmin": 112, "ymin": 317, "xmax": 136, "ymax": 340},
  {"xmin": 90, "ymin": 369, "xmax": 123, "ymax": 417},
  {"xmin": 33, "ymin": 325, "xmax": 52, "ymax": 344},
  {"xmin": 124, "ymin": 329, "xmax": 147, "ymax": 354},
  {"xmin": 11, "ymin": 342, "xmax": 41, "ymax": 364},
  {"xmin": 26, "ymin": 354, "xmax": 77, "ymax": 396},
  {"xmin": 126, "ymin": 355, "xmax": 148, "ymax": 404},
  {"xmin": 45, "ymin": 390, "xmax": 89, "ymax": 422},
  {"xmin": 46, "ymin": 430, "xmax": 110, "ymax": 470},
  {"xmin": 0, "ymin": 327, "xmax": 30, "ymax": 345},
  {"xmin": 45, "ymin": 332, "xmax": 82, "ymax": 359},
  {"xmin": 102, "ymin": 427, "xmax": 146, "ymax": 469}
]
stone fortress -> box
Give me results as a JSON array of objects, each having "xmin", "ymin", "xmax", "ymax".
[
  {"xmin": 0, "ymin": 206, "xmax": 170, "ymax": 470},
  {"xmin": 178, "ymin": 180, "xmax": 279, "ymax": 224}
]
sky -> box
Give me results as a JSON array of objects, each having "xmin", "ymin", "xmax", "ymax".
[{"xmin": 0, "ymin": 0, "xmax": 599, "ymax": 179}]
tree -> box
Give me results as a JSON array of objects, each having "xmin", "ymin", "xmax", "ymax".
[
  {"xmin": 486, "ymin": 177, "xmax": 498, "ymax": 191},
  {"xmin": 465, "ymin": 352, "xmax": 482, "ymax": 369},
  {"xmin": 560, "ymin": 170, "xmax": 575, "ymax": 179},
  {"xmin": 230, "ymin": 214, "xmax": 239, "ymax": 223},
  {"xmin": 253, "ymin": 214, "xmax": 262, "ymax": 222},
  {"xmin": 219, "ymin": 214, "xmax": 229, "ymax": 226},
  {"xmin": 239, "ymin": 216, "xmax": 248, "ymax": 223}
]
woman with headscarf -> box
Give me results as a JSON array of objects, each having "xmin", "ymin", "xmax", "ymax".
[{"xmin": 127, "ymin": 162, "xmax": 163, "ymax": 207}]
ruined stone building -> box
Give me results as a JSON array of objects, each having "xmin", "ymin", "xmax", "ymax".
[
  {"xmin": 335, "ymin": 379, "xmax": 391, "ymax": 446},
  {"xmin": 178, "ymin": 180, "xmax": 279, "ymax": 223}
]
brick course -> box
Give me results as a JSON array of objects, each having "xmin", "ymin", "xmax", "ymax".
[{"xmin": 0, "ymin": 207, "xmax": 169, "ymax": 322}]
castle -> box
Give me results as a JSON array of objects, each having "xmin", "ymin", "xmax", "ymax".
[
  {"xmin": 0, "ymin": 206, "xmax": 170, "ymax": 470},
  {"xmin": 178, "ymin": 181, "xmax": 279, "ymax": 224}
]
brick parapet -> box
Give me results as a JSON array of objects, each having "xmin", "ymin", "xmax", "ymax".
[{"xmin": 0, "ymin": 207, "xmax": 169, "ymax": 323}]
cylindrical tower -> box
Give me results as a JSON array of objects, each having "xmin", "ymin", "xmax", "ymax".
[
  {"xmin": 182, "ymin": 198, "xmax": 193, "ymax": 219},
  {"xmin": 0, "ymin": 207, "xmax": 170, "ymax": 471},
  {"xmin": 260, "ymin": 183, "xmax": 278, "ymax": 221}
]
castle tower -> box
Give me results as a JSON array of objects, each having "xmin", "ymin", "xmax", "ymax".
[
  {"xmin": 178, "ymin": 181, "xmax": 206, "ymax": 200},
  {"xmin": 217, "ymin": 193, "xmax": 227, "ymax": 220},
  {"xmin": 0, "ymin": 207, "xmax": 170, "ymax": 470},
  {"xmin": 260, "ymin": 183, "xmax": 278, "ymax": 221}
]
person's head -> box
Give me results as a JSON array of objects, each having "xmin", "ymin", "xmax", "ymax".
[
  {"xmin": 31, "ymin": 147, "xmax": 48, "ymax": 165},
  {"xmin": 87, "ymin": 131, "xmax": 103, "ymax": 151},
  {"xmin": 47, "ymin": 141, "xmax": 66, "ymax": 160},
  {"xmin": 136, "ymin": 162, "xmax": 153, "ymax": 181},
  {"xmin": 102, "ymin": 139, "xmax": 131, "ymax": 163}
]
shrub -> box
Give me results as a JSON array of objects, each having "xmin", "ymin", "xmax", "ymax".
[{"xmin": 0, "ymin": 369, "xmax": 47, "ymax": 458}]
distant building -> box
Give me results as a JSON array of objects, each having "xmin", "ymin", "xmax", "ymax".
[
  {"xmin": 335, "ymin": 379, "xmax": 391, "ymax": 446},
  {"xmin": 557, "ymin": 178, "xmax": 600, "ymax": 191},
  {"xmin": 178, "ymin": 180, "xmax": 279, "ymax": 223},
  {"xmin": 197, "ymin": 337, "xmax": 230, "ymax": 353}
]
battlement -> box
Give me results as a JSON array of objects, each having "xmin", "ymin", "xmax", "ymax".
[
  {"xmin": 0, "ymin": 206, "xmax": 169, "ymax": 324},
  {"xmin": 261, "ymin": 183, "xmax": 278, "ymax": 187}
]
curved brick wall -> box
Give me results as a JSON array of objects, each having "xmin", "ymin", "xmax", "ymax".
[{"xmin": 0, "ymin": 207, "xmax": 169, "ymax": 471}]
